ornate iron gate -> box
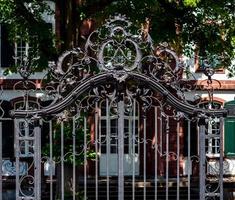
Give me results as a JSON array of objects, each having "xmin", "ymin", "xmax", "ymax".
[{"xmin": 0, "ymin": 15, "xmax": 227, "ymax": 200}]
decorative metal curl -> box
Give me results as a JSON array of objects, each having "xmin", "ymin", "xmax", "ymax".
[{"xmin": 11, "ymin": 15, "xmax": 227, "ymax": 119}]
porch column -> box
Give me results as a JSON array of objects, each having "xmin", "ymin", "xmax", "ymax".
[
  {"xmin": 118, "ymin": 100, "xmax": 124, "ymax": 200},
  {"xmin": 199, "ymin": 117, "xmax": 206, "ymax": 200}
]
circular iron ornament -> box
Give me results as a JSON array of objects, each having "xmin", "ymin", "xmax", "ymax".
[{"xmin": 97, "ymin": 31, "xmax": 142, "ymax": 71}]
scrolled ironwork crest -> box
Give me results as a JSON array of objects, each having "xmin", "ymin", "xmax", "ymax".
[{"xmin": 11, "ymin": 14, "xmax": 227, "ymax": 118}]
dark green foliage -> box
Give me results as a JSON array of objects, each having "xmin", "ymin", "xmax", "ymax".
[
  {"xmin": 78, "ymin": 0, "xmax": 235, "ymax": 71},
  {"xmin": 0, "ymin": 0, "xmax": 234, "ymax": 72},
  {"xmin": 0, "ymin": 0, "xmax": 57, "ymax": 70},
  {"xmin": 42, "ymin": 116, "xmax": 96, "ymax": 166}
]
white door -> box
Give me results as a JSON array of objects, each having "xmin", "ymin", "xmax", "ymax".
[{"xmin": 99, "ymin": 100, "xmax": 139, "ymax": 176}]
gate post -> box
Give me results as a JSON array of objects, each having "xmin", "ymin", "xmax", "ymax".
[
  {"xmin": 15, "ymin": 119, "xmax": 41, "ymax": 200},
  {"xmin": 199, "ymin": 116, "xmax": 206, "ymax": 200}
]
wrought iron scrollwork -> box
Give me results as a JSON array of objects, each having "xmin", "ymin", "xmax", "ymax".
[
  {"xmin": 11, "ymin": 15, "xmax": 227, "ymax": 119},
  {"xmin": 6, "ymin": 15, "xmax": 227, "ymax": 200}
]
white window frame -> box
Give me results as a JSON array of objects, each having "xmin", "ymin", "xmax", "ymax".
[
  {"xmin": 14, "ymin": 38, "xmax": 30, "ymax": 66},
  {"xmin": 99, "ymin": 99, "xmax": 140, "ymax": 176},
  {"xmin": 99, "ymin": 100, "xmax": 139, "ymax": 155},
  {"xmin": 14, "ymin": 1, "xmax": 55, "ymax": 66}
]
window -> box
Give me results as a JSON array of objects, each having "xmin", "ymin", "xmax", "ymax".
[
  {"xmin": 100, "ymin": 100, "xmax": 139, "ymax": 155},
  {"xmin": 14, "ymin": 37, "xmax": 32, "ymax": 66},
  {"xmin": 0, "ymin": 23, "xmax": 33, "ymax": 68},
  {"xmin": 0, "ymin": 1, "xmax": 55, "ymax": 69},
  {"xmin": 99, "ymin": 99, "xmax": 140, "ymax": 176},
  {"xmin": 199, "ymin": 102, "xmax": 222, "ymax": 157}
]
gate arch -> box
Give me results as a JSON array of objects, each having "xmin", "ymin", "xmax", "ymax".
[
  {"xmin": 9, "ymin": 15, "xmax": 226, "ymax": 200},
  {"xmin": 12, "ymin": 71, "xmax": 227, "ymax": 118}
]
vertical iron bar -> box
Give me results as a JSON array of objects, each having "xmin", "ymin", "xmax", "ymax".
[
  {"xmin": 25, "ymin": 101, "xmax": 29, "ymax": 157},
  {"xmin": 160, "ymin": 115, "xmax": 162, "ymax": 154},
  {"xmin": 177, "ymin": 120, "xmax": 180, "ymax": 200},
  {"xmin": 118, "ymin": 101, "xmax": 124, "ymax": 200},
  {"xmin": 84, "ymin": 116, "xmax": 87, "ymax": 200},
  {"xmin": 199, "ymin": 118, "xmax": 206, "ymax": 200},
  {"xmin": 187, "ymin": 120, "xmax": 191, "ymax": 200},
  {"xmin": 132, "ymin": 99, "xmax": 136, "ymax": 200},
  {"xmin": 154, "ymin": 107, "xmax": 158, "ymax": 200},
  {"xmin": 95, "ymin": 102, "xmax": 99, "ymax": 200},
  {"xmin": 15, "ymin": 120, "xmax": 20, "ymax": 200},
  {"xmin": 166, "ymin": 116, "xmax": 169, "ymax": 200},
  {"xmin": 106, "ymin": 99, "xmax": 110, "ymax": 200},
  {"xmin": 99, "ymin": 104, "xmax": 102, "ymax": 198},
  {"xmin": 72, "ymin": 117, "xmax": 76, "ymax": 200},
  {"xmin": 61, "ymin": 121, "xmax": 64, "ymax": 200},
  {"xmin": 0, "ymin": 121, "xmax": 2, "ymax": 200},
  {"xmin": 143, "ymin": 114, "xmax": 147, "ymax": 200},
  {"xmin": 219, "ymin": 117, "xmax": 223, "ymax": 200},
  {"xmin": 35, "ymin": 125, "xmax": 41, "ymax": 200},
  {"xmin": 49, "ymin": 120, "xmax": 53, "ymax": 200}
]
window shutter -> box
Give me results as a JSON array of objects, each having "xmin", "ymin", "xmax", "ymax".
[
  {"xmin": 183, "ymin": 120, "xmax": 197, "ymax": 156},
  {"xmin": 225, "ymin": 118, "xmax": 235, "ymax": 156},
  {"xmin": 2, "ymin": 119, "xmax": 14, "ymax": 157},
  {"xmin": 224, "ymin": 100, "xmax": 235, "ymax": 157},
  {"xmin": 0, "ymin": 24, "xmax": 14, "ymax": 68},
  {"xmin": 1, "ymin": 101, "xmax": 14, "ymax": 158}
]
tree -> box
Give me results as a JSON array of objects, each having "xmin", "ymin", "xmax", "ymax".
[
  {"xmin": 0, "ymin": 0, "xmax": 57, "ymax": 69},
  {"xmin": 92, "ymin": 0, "xmax": 234, "ymax": 72},
  {"xmin": 0, "ymin": 0, "xmax": 234, "ymax": 73}
]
